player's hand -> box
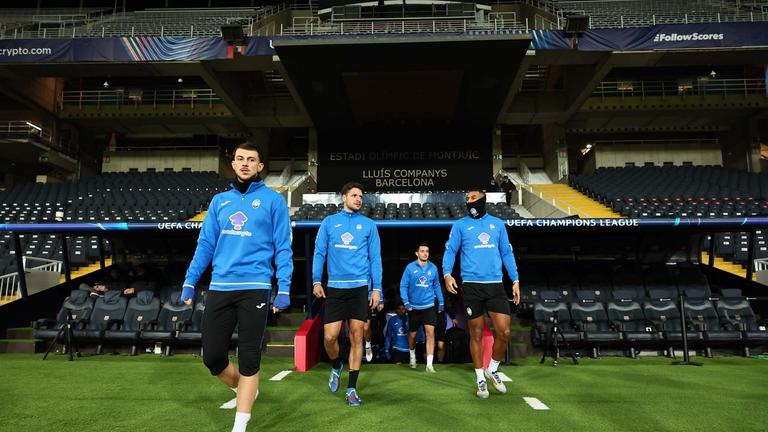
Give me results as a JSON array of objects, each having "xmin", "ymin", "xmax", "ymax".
[
  {"xmin": 444, "ymin": 275, "xmax": 458, "ymax": 294},
  {"xmin": 376, "ymin": 303, "xmax": 384, "ymax": 312},
  {"xmin": 272, "ymin": 293, "xmax": 290, "ymax": 313},
  {"xmin": 180, "ymin": 286, "xmax": 195, "ymax": 306},
  {"xmin": 512, "ymin": 281, "xmax": 520, "ymax": 305},
  {"xmin": 123, "ymin": 288, "xmax": 134, "ymax": 295},
  {"xmin": 405, "ymin": 302, "xmax": 413, "ymax": 311},
  {"xmin": 369, "ymin": 290, "xmax": 381, "ymax": 309},
  {"xmin": 451, "ymin": 318, "xmax": 458, "ymax": 327},
  {"xmin": 438, "ymin": 304, "xmax": 444, "ymax": 314},
  {"xmin": 313, "ymin": 283, "xmax": 325, "ymax": 298}
]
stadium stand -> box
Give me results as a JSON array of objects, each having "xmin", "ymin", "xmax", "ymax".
[
  {"xmin": 291, "ymin": 200, "xmax": 521, "ymax": 221},
  {"xmin": 556, "ymin": 0, "xmax": 768, "ymax": 28}
]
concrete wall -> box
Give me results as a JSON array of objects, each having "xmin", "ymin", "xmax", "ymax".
[
  {"xmin": 522, "ymin": 188, "xmax": 568, "ymax": 218},
  {"xmin": 102, "ymin": 150, "xmax": 219, "ymax": 172},
  {"xmin": 594, "ymin": 143, "xmax": 722, "ymax": 167}
]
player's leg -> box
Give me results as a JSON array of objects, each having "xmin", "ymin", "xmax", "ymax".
[
  {"xmin": 364, "ymin": 316, "xmax": 373, "ymax": 362},
  {"xmin": 234, "ymin": 290, "xmax": 270, "ymax": 412},
  {"xmin": 346, "ymin": 318, "xmax": 365, "ymax": 406},
  {"xmin": 201, "ymin": 291, "xmax": 239, "ymax": 391},
  {"xmin": 408, "ymin": 330, "xmax": 418, "ymax": 368},
  {"xmin": 488, "ymin": 311, "xmax": 511, "ymax": 366},
  {"xmin": 467, "ymin": 315, "xmax": 489, "ymax": 398},
  {"xmin": 483, "ymin": 284, "xmax": 512, "ymax": 394},
  {"xmin": 324, "ymin": 320, "xmax": 344, "ymax": 392},
  {"xmin": 424, "ymin": 324, "xmax": 436, "ymax": 372}
]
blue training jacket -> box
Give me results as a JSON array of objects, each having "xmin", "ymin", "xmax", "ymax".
[
  {"xmin": 385, "ymin": 314, "xmax": 410, "ymax": 353},
  {"xmin": 400, "ymin": 260, "xmax": 444, "ymax": 310},
  {"xmin": 312, "ymin": 210, "xmax": 382, "ymax": 292},
  {"xmin": 183, "ymin": 180, "xmax": 293, "ymax": 295},
  {"xmin": 442, "ymin": 213, "xmax": 519, "ymax": 284}
]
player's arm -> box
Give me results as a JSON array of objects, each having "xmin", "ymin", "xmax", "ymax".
[
  {"xmin": 311, "ymin": 218, "xmax": 329, "ymax": 298},
  {"xmin": 181, "ymin": 198, "xmax": 221, "ymax": 304},
  {"xmin": 399, "ymin": 268, "xmax": 411, "ymax": 310},
  {"xmin": 498, "ymin": 225, "xmax": 520, "ymax": 304},
  {"xmin": 272, "ymin": 195, "xmax": 294, "ymax": 312},
  {"xmin": 442, "ymin": 223, "xmax": 461, "ymax": 294},
  {"xmin": 368, "ymin": 222, "xmax": 383, "ymax": 307},
  {"xmin": 433, "ymin": 264, "xmax": 445, "ymax": 313}
]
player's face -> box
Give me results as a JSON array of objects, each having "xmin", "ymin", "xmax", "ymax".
[
  {"xmin": 232, "ymin": 148, "xmax": 264, "ymax": 182},
  {"xmin": 416, "ymin": 246, "xmax": 429, "ymax": 262},
  {"xmin": 465, "ymin": 190, "xmax": 484, "ymax": 203},
  {"xmin": 342, "ymin": 187, "xmax": 363, "ymax": 212},
  {"xmin": 396, "ymin": 304, "xmax": 406, "ymax": 316}
]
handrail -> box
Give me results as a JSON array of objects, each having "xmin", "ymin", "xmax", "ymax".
[
  {"xmin": 0, "ymin": 120, "xmax": 52, "ymax": 144},
  {"xmin": 523, "ymin": 184, "xmax": 600, "ymax": 217},
  {"xmin": 59, "ymin": 88, "xmax": 222, "ymax": 110},
  {"xmin": 282, "ymin": 17, "xmax": 527, "ymax": 35},
  {"xmin": 592, "ymin": 78, "xmax": 767, "ymax": 99}
]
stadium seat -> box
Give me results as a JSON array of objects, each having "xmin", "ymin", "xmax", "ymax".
[
  {"xmin": 140, "ymin": 291, "xmax": 193, "ymax": 356},
  {"xmin": 177, "ymin": 291, "xmax": 207, "ymax": 348},
  {"xmin": 73, "ymin": 290, "xmax": 128, "ymax": 354},
  {"xmin": 569, "ymin": 291, "xmax": 621, "ymax": 357},
  {"xmin": 714, "ymin": 288, "xmax": 768, "ymax": 356},
  {"xmin": 104, "ymin": 291, "xmax": 161, "ymax": 355},
  {"xmin": 532, "ymin": 290, "xmax": 580, "ymax": 349},
  {"xmin": 34, "ymin": 289, "xmax": 95, "ymax": 342},
  {"xmin": 682, "ymin": 287, "xmax": 742, "ymax": 357}
]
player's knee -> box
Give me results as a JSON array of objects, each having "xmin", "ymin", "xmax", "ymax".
[
  {"xmin": 238, "ymin": 356, "xmax": 261, "ymax": 377},
  {"xmin": 324, "ymin": 333, "xmax": 338, "ymax": 345},
  {"xmin": 469, "ymin": 326, "xmax": 484, "ymax": 341},
  {"xmin": 497, "ymin": 327, "xmax": 511, "ymax": 341},
  {"xmin": 203, "ymin": 352, "xmax": 229, "ymax": 376}
]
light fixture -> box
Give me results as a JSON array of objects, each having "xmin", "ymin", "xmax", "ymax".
[
  {"xmin": 585, "ymin": 143, "xmax": 593, "ymax": 149},
  {"xmin": 25, "ymin": 121, "xmax": 42, "ymax": 131},
  {"xmin": 177, "ymin": 77, "xmax": 184, "ymax": 83},
  {"xmin": 103, "ymin": 80, "xmax": 110, "ymax": 88},
  {"xmin": 710, "ymin": 70, "xmax": 717, "ymax": 78}
]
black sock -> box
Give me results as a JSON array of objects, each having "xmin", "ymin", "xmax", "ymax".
[
  {"xmin": 348, "ymin": 370, "xmax": 359, "ymax": 389},
  {"xmin": 332, "ymin": 357, "xmax": 342, "ymax": 370}
]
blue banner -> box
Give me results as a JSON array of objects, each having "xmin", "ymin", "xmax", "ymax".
[
  {"xmin": 532, "ymin": 22, "xmax": 768, "ymax": 51},
  {"xmin": 0, "ymin": 37, "xmax": 227, "ymax": 63},
  {"xmin": 1, "ymin": 218, "xmax": 767, "ymax": 233},
  {"xmin": 243, "ymin": 36, "xmax": 276, "ymax": 56}
]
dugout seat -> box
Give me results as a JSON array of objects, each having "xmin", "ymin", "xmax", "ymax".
[
  {"xmin": 141, "ymin": 291, "xmax": 194, "ymax": 356},
  {"xmin": 569, "ymin": 290, "xmax": 621, "ymax": 357},
  {"xmin": 607, "ymin": 289, "xmax": 659, "ymax": 357},
  {"xmin": 532, "ymin": 290, "xmax": 580, "ymax": 348},
  {"xmin": 104, "ymin": 290, "xmax": 161, "ymax": 355},
  {"xmin": 683, "ymin": 287, "xmax": 742, "ymax": 356},
  {"xmin": 714, "ymin": 288, "xmax": 768, "ymax": 356},
  {"xmin": 34, "ymin": 289, "xmax": 95, "ymax": 341},
  {"xmin": 73, "ymin": 290, "xmax": 128, "ymax": 354},
  {"xmin": 177, "ymin": 291, "xmax": 206, "ymax": 346}
]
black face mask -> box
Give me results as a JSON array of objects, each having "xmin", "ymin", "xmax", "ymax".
[{"xmin": 466, "ymin": 195, "xmax": 487, "ymax": 219}]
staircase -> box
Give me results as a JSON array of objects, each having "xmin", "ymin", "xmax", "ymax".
[
  {"xmin": 189, "ymin": 211, "xmax": 207, "ymax": 222},
  {"xmin": 529, "ymin": 184, "xmax": 622, "ymax": 218},
  {"xmin": 264, "ymin": 312, "xmax": 305, "ymax": 357},
  {"xmin": 700, "ymin": 251, "xmax": 756, "ymax": 281},
  {"xmin": 59, "ymin": 257, "xmax": 113, "ymax": 284},
  {"xmin": 0, "ymin": 327, "xmax": 44, "ymax": 354}
]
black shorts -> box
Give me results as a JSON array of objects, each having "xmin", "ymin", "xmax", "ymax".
[
  {"xmin": 409, "ymin": 307, "xmax": 437, "ymax": 331},
  {"xmin": 324, "ymin": 286, "xmax": 369, "ymax": 324},
  {"xmin": 435, "ymin": 313, "xmax": 447, "ymax": 341},
  {"xmin": 201, "ymin": 289, "xmax": 270, "ymax": 377},
  {"xmin": 390, "ymin": 349, "xmax": 410, "ymax": 364},
  {"xmin": 461, "ymin": 283, "xmax": 511, "ymax": 320}
]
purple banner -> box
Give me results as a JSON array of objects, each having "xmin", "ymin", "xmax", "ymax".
[{"xmin": 0, "ymin": 37, "xmax": 227, "ymax": 63}]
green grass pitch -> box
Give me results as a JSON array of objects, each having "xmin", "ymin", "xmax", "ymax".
[{"xmin": 1, "ymin": 354, "xmax": 767, "ymax": 431}]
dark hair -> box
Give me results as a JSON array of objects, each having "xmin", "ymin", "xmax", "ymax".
[
  {"xmin": 233, "ymin": 142, "xmax": 265, "ymax": 163},
  {"xmin": 416, "ymin": 242, "xmax": 429, "ymax": 251},
  {"xmin": 341, "ymin": 182, "xmax": 364, "ymax": 196}
]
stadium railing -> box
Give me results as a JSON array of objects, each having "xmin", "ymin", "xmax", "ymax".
[
  {"xmin": 59, "ymin": 89, "xmax": 222, "ymax": 110},
  {"xmin": 592, "ymin": 78, "xmax": 767, "ymax": 99}
]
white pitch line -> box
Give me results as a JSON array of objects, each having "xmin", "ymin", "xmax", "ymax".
[
  {"xmin": 523, "ymin": 397, "xmax": 550, "ymax": 410},
  {"xmin": 497, "ymin": 372, "xmax": 513, "ymax": 382},
  {"xmin": 269, "ymin": 370, "xmax": 293, "ymax": 381}
]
